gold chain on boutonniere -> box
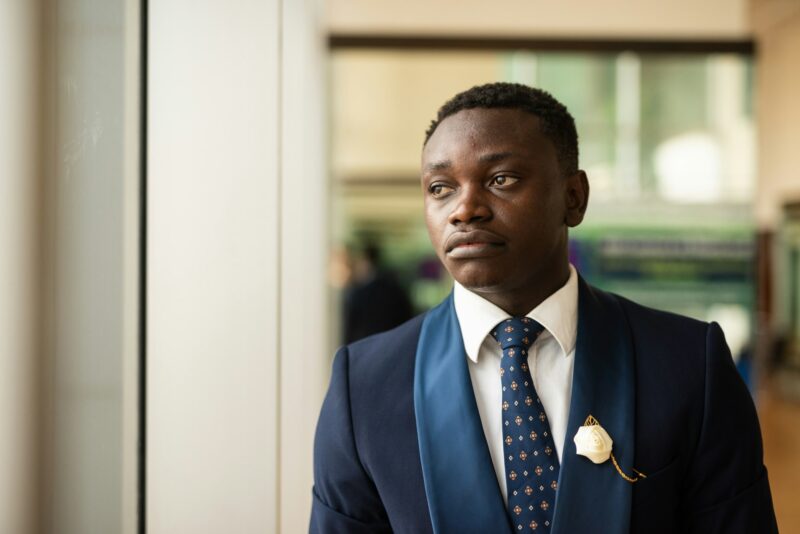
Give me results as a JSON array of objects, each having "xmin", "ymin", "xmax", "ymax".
[
  {"xmin": 576, "ymin": 415, "xmax": 647, "ymax": 483},
  {"xmin": 610, "ymin": 453, "xmax": 647, "ymax": 483}
]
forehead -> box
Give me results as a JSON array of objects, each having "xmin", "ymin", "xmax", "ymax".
[{"xmin": 422, "ymin": 108, "xmax": 551, "ymax": 164}]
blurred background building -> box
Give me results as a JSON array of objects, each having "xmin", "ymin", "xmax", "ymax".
[{"xmin": 1, "ymin": 0, "xmax": 799, "ymax": 532}]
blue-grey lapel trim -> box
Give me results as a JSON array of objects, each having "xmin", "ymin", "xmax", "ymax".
[
  {"xmin": 551, "ymin": 278, "xmax": 635, "ymax": 534},
  {"xmin": 414, "ymin": 294, "xmax": 512, "ymax": 534}
]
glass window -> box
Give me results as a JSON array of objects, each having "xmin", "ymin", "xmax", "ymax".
[{"xmin": 330, "ymin": 48, "xmax": 756, "ymax": 355}]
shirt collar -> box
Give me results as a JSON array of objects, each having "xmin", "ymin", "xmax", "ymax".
[{"xmin": 453, "ymin": 264, "xmax": 579, "ymax": 363}]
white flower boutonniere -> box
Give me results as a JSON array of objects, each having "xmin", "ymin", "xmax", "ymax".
[
  {"xmin": 573, "ymin": 419, "xmax": 613, "ymax": 464},
  {"xmin": 573, "ymin": 414, "xmax": 647, "ymax": 483}
]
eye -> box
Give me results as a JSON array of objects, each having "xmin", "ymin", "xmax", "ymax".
[
  {"xmin": 428, "ymin": 182, "xmax": 455, "ymax": 198},
  {"xmin": 490, "ymin": 175, "xmax": 518, "ymax": 188}
]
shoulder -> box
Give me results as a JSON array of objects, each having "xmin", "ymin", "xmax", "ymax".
[
  {"xmin": 336, "ymin": 312, "xmax": 427, "ymax": 394},
  {"xmin": 586, "ymin": 290, "xmax": 718, "ymax": 438},
  {"xmin": 585, "ymin": 282, "xmax": 710, "ymax": 351},
  {"xmin": 347, "ymin": 311, "xmax": 426, "ymax": 352},
  {"xmin": 318, "ymin": 311, "xmax": 427, "ymax": 445},
  {"xmin": 346, "ymin": 312, "xmax": 426, "ymax": 362},
  {"xmin": 329, "ymin": 312, "xmax": 429, "ymax": 475}
]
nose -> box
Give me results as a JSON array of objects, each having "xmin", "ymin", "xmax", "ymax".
[{"xmin": 448, "ymin": 183, "xmax": 491, "ymax": 226}]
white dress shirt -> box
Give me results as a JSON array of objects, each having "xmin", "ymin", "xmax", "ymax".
[{"xmin": 453, "ymin": 265, "xmax": 578, "ymax": 503}]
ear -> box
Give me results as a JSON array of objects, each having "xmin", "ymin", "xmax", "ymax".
[{"xmin": 564, "ymin": 171, "xmax": 589, "ymax": 227}]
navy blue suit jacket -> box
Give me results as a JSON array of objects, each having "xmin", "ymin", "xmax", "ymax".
[{"xmin": 311, "ymin": 279, "xmax": 777, "ymax": 533}]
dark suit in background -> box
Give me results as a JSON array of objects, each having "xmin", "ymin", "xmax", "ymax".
[{"xmin": 343, "ymin": 269, "xmax": 413, "ymax": 344}]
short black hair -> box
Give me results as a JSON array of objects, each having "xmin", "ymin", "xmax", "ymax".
[{"xmin": 424, "ymin": 82, "xmax": 579, "ymax": 175}]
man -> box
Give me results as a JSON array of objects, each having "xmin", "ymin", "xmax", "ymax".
[
  {"xmin": 343, "ymin": 241, "xmax": 414, "ymax": 344},
  {"xmin": 311, "ymin": 83, "xmax": 777, "ymax": 533}
]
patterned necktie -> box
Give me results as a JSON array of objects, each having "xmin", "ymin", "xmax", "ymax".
[{"xmin": 492, "ymin": 317, "xmax": 559, "ymax": 532}]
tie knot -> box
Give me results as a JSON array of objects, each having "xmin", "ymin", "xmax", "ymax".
[{"xmin": 491, "ymin": 317, "xmax": 544, "ymax": 350}]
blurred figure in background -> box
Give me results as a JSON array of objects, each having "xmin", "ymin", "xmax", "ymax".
[{"xmin": 342, "ymin": 241, "xmax": 413, "ymax": 343}]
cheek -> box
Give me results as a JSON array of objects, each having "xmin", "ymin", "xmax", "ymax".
[
  {"xmin": 423, "ymin": 208, "xmax": 444, "ymax": 248},
  {"xmin": 511, "ymin": 194, "xmax": 564, "ymax": 231}
]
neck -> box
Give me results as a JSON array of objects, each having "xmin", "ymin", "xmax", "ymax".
[{"xmin": 471, "ymin": 262, "xmax": 571, "ymax": 316}]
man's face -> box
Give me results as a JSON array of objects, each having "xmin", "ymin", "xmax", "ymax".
[{"xmin": 421, "ymin": 108, "xmax": 587, "ymax": 299}]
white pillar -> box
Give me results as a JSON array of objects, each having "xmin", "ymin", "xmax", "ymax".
[
  {"xmin": 280, "ymin": 0, "xmax": 330, "ymax": 529},
  {"xmin": 149, "ymin": 1, "xmax": 327, "ymax": 530},
  {"xmin": 0, "ymin": 2, "xmax": 40, "ymax": 533},
  {"xmin": 148, "ymin": 1, "xmax": 282, "ymax": 531}
]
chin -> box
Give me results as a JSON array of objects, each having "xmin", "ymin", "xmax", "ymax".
[{"xmin": 448, "ymin": 262, "xmax": 507, "ymax": 292}]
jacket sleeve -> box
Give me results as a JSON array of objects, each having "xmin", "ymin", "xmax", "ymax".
[
  {"xmin": 684, "ymin": 322, "xmax": 778, "ymax": 533},
  {"xmin": 309, "ymin": 346, "xmax": 392, "ymax": 534}
]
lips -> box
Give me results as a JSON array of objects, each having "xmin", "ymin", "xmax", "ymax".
[{"xmin": 445, "ymin": 230, "xmax": 506, "ymax": 259}]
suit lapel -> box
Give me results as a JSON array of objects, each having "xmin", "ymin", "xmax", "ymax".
[
  {"xmin": 414, "ymin": 294, "xmax": 512, "ymax": 534},
  {"xmin": 551, "ymin": 278, "xmax": 635, "ymax": 534}
]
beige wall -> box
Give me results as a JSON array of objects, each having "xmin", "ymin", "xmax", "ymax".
[
  {"xmin": 327, "ymin": 0, "xmax": 750, "ymax": 38},
  {"xmin": 753, "ymin": 0, "xmax": 800, "ymax": 228}
]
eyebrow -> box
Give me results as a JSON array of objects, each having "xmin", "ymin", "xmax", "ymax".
[
  {"xmin": 478, "ymin": 151, "xmax": 514, "ymax": 163},
  {"xmin": 424, "ymin": 152, "xmax": 515, "ymax": 172},
  {"xmin": 424, "ymin": 159, "xmax": 452, "ymax": 172}
]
